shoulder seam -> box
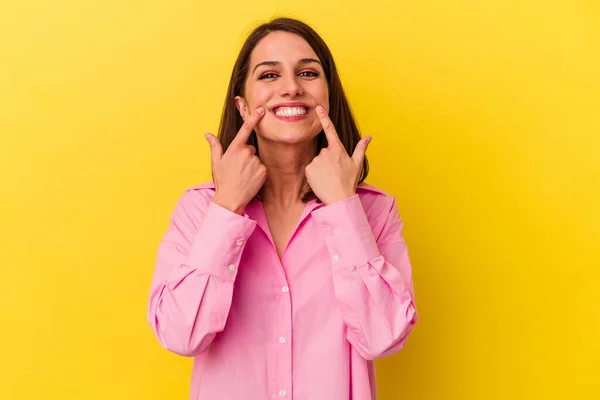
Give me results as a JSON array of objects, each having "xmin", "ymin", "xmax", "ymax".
[
  {"xmin": 184, "ymin": 181, "xmax": 216, "ymax": 193},
  {"xmin": 356, "ymin": 182, "xmax": 387, "ymax": 196}
]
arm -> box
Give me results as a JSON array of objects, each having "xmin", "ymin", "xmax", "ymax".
[
  {"xmin": 312, "ymin": 194, "xmax": 418, "ymax": 360},
  {"xmin": 147, "ymin": 189, "xmax": 257, "ymax": 357}
]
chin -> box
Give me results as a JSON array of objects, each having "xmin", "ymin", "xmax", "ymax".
[
  {"xmin": 259, "ymin": 128, "xmax": 319, "ymax": 145},
  {"xmin": 278, "ymin": 130, "xmax": 317, "ymax": 144}
]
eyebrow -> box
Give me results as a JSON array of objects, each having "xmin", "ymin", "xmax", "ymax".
[{"xmin": 251, "ymin": 58, "xmax": 322, "ymax": 74}]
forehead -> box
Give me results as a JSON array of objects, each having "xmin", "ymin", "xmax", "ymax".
[{"xmin": 250, "ymin": 31, "xmax": 319, "ymax": 66}]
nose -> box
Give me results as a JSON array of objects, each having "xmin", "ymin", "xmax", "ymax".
[{"xmin": 279, "ymin": 74, "xmax": 303, "ymax": 97}]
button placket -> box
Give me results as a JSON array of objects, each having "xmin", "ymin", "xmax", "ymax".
[{"xmin": 276, "ymin": 273, "xmax": 292, "ymax": 400}]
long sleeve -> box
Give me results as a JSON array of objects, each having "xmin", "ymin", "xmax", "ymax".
[
  {"xmin": 311, "ymin": 194, "xmax": 418, "ymax": 360},
  {"xmin": 147, "ymin": 189, "xmax": 257, "ymax": 357}
]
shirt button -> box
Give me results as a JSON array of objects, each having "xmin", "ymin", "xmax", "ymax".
[
  {"xmin": 236, "ymin": 239, "xmax": 244, "ymax": 246},
  {"xmin": 281, "ymin": 286, "xmax": 289, "ymax": 293},
  {"xmin": 279, "ymin": 390, "xmax": 287, "ymax": 397},
  {"xmin": 228, "ymin": 264, "xmax": 236, "ymax": 271},
  {"xmin": 324, "ymin": 226, "xmax": 333, "ymax": 236},
  {"xmin": 333, "ymin": 254, "xmax": 339, "ymax": 262},
  {"xmin": 279, "ymin": 337, "xmax": 287, "ymax": 344}
]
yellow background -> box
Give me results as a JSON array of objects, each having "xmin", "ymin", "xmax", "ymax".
[{"xmin": 1, "ymin": 0, "xmax": 599, "ymax": 399}]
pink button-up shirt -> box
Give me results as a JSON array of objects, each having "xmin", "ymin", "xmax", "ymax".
[{"xmin": 147, "ymin": 182, "xmax": 418, "ymax": 399}]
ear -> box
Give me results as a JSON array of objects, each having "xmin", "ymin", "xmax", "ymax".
[{"xmin": 234, "ymin": 96, "xmax": 248, "ymax": 120}]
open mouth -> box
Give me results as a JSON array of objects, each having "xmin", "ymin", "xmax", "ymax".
[{"xmin": 273, "ymin": 106, "xmax": 309, "ymax": 118}]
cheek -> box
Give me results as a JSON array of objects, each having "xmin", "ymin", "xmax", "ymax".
[
  {"xmin": 312, "ymin": 82, "xmax": 329, "ymax": 107},
  {"xmin": 245, "ymin": 86, "xmax": 272, "ymax": 110}
]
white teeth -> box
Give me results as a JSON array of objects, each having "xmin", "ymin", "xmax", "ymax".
[{"xmin": 275, "ymin": 107, "xmax": 307, "ymax": 117}]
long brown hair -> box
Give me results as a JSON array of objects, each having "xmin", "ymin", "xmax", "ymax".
[{"xmin": 217, "ymin": 17, "xmax": 369, "ymax": 202}]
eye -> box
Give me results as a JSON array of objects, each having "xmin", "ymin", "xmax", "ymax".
[
  {"xmin": 299, "ymin": 71, "xmax": 319, "ymax": 78},
  {"xmin": 258, "ymin": 73, "xmax": 279, "ymax": 80}
]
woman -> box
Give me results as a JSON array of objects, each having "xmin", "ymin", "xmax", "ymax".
[{"xmin": 147, "ymin": 17, "xmax": 418, "ymax": 400}]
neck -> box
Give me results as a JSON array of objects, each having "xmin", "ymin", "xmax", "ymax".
[{"xmin": 258, "ymin": 139, "xmax": 317, "ymax": 207}]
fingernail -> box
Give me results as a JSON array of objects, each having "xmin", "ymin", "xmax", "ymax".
[
  {"xmin": 366, "ymin": 136, "xmax": 372, "ymax": 144},
  {"xmin": 316, "ymin": 105, "xmax": 325, "ymax": 114},
  {"xmin": 256, "ymin": 107, "xmax": 265, "ymax": 115}
]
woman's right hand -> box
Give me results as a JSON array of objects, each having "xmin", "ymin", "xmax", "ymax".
[{"xmin": 204, "ymin": 107, "xmax": 266, "ymax": 215}]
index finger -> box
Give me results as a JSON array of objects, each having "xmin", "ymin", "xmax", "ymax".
[
  {"xmin": 316, "ymin": 105, "xmax": 342, "ymax": 148},
  {"xmin": 231, "ymin": 107, "xmax": 265, "ymax": 147}
]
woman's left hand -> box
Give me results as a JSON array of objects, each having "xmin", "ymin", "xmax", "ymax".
[{"xmin": 305, "ymin": 105, "xmax": 372, "ymax": 205}]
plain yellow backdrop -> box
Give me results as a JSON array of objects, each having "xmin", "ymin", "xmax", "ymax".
[{"xmin": 1, "ymin": 1, "xmax": 599, "ymax": 399}]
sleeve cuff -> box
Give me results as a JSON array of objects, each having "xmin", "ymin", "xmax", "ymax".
[
  {"xmin": 311, "ymin": 194, "xmax": 380, "ymax": 269},
  {"xmin": 181, "ymin": 201, "xmax": 257, "ymax": 281}
]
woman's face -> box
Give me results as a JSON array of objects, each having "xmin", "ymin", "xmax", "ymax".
[{"xmin": 236, "ymin": 31, "xmax": 329, "ymax": 145}]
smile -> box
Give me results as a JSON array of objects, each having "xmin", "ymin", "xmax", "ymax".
[
  {"xmin": 274, "ymin": 107, "xmax": 308, "ymax": 117},
  {"xmin": 270, "ymin": 103, "xmax": 311, "ymax": 122}
]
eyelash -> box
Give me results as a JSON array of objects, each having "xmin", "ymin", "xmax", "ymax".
[{"xmin": 258, "ymin": 71, "xmax": 319, "ymax": 80}]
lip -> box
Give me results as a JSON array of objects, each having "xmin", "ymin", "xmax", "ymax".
[{"xmin": 270, "ymin": 102, "xmax": 311, "ymax": 122}]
